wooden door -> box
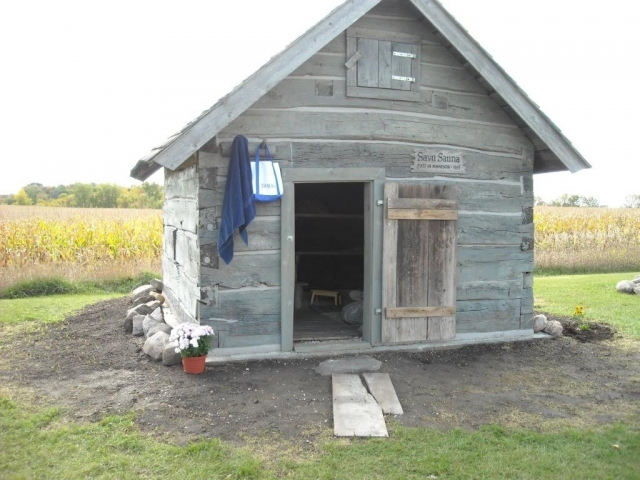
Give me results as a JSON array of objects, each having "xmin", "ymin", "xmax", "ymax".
[{"xmin": 382, "ymin": 183, "xmax": 457, "ymax": 344}]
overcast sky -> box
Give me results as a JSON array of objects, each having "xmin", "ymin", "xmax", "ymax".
[{"xmin": 1, "ymin": 0, "xmax": 638, "ymax": 205}]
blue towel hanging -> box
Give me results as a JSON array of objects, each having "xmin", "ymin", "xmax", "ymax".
[{"xmin": 217, "ymin": 135, "xmax": 256, "ymax": 264}]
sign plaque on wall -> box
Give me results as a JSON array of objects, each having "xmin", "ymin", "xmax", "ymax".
[{"xmin": 411, "ymin": 149, "xmax": 466, "ymax": 174}]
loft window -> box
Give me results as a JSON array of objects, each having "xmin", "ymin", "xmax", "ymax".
[{"xmin": 346, "ymin": 27, "xmax": 421, "ymax": 102}]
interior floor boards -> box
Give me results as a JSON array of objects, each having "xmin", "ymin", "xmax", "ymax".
[{"xmin": 294, "ymin": 309, "xmax": 360, "ymax": 342}]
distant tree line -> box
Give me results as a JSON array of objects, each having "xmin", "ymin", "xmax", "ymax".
[
  {"xmin": 0, "ymin": 182, "xmax": 164, "ymax": 209},
  {"xmin": 534, "ymin": 194, "xmax": 640, "ymax": 208}
]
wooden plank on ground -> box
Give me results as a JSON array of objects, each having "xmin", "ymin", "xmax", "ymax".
[
  {"xmin": 332, "ymin": 374, "xmax": 388, "ymax": 437},
  {"xmin": 362, "ymin": 373, "xmax": 403, "ymax": 415}
]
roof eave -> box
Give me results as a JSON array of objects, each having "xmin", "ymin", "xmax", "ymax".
[{"xmin": 409, "ymin": 0, "xmax": 590, "ymax": 174}]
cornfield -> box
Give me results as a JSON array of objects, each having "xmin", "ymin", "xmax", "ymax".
[
  {"xmin": 0, "ymin": 206, "xmax": 162, "ymax": 290},
  {"xmin": 2, "ymin": 205, "xmax": 639, "ymax": 291},
  {"xmin": 535, "ymin": 207, "xmax": 640, "ymax": 274}
]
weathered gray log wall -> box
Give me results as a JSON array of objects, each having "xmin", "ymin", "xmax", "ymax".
[
  {"xmin": 162, "ymin": 156, "xmax": 200, "ymax": 325},
  {"xmin": 194, "ymin": 1, "xmax": 534, "ymax": 347}
]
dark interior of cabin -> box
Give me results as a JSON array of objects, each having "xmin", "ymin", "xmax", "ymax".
[{"xmin": 293, "ymin": 183, "xmax": 365, "ymax": 342}]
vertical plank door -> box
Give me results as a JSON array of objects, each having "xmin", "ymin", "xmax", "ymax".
[{"xmin": 382, "ymin": 183, "xmax": 457, "ymax": 344}]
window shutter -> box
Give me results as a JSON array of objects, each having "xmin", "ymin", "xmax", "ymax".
[
  {"xmin": 382, "ymin": 182, "xmax": 457, "ymax": 344},
  {"xmin": 346, "ymin": 28, "xmax": 421, "ymax": 102}
]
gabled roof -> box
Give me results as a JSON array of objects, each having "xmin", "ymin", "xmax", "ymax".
[{"xmin": 131, "ymin": 0, "xmax": 590, "ymax": 181}]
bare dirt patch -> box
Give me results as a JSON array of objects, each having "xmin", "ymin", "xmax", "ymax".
[
  {"xmin": 548, "ymin": 314, "xmax": 617, "ymax": 343},
  {"xmin": 1, "ymin": 297, "xmax": 639, "ymax": 444}
]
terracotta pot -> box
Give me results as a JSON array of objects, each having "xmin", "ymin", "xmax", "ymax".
[{"xmin": 182, "ymin": 355, "xmax": 207, "ymax": 374}]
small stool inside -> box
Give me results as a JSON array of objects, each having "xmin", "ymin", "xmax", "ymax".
[{"xmin": 310, "ymin": 289, "xmax": 342, "ymax": 306}]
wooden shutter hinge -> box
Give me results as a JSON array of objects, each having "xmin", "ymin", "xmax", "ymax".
[{"xmin": 392, "ymin": 75, "xmax": 415, "ymax": 83}]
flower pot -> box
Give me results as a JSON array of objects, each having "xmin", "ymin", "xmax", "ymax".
[{"xmin": 182, "ymin": 355, "xmax": 207, "ymax": 374}]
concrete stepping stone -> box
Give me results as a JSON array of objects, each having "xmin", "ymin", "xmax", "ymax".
[
  {"xmin": 332, "ymin": 374, "xmax": 388, "ymax": 437},
  {"xmin": 316, "ymin": 356, "xmax": 382, "ymax": 376},
  {"xmin": 363, "ymin": 373, "xmax": 404, "ymax": 415}
]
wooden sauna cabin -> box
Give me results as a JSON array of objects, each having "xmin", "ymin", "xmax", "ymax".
[{"xmin": 130, "ymin": 0, "xmax": 589, "ymax": 356}]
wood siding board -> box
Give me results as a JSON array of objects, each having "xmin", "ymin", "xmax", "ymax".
[
  {"xmin": 457, "ymin": 214, "xmax": 522, "ymax": 245},
  {"xmin": 411, "ymin": 43, "xmax": 421, "ymax": 94},
  {"xmin": 175, "ymin": 230, "xmax": 199, "ymax": 279},
  {"xmin": 200, "ymin": 253, "xmax": 280, "ymax": 289},
  {"xmin": 162, "ymin": 255, "xmax": 199, "ymax": 318},
  {"xmin": 457, "ymin": 281, "xmax": 520, "ymax": 301},
  {"xmin": 290, "ymin": 142, "xmax": 525, "ymax": 182},
  {"xmin": 369, "ymin": 0, "xmax": 423, "ymax": 19},
  {"xmin": 457, "ymin": 246, "xmax": 533, "ymax": 283},
  {"xmin": 256, "ymin": 78, "xmax": 513, "ymax": 126},
  {"xmin": 387, "ymin": 208, "xmax": 457, "ymax": 220},
  {"xmin": 351, "ymin": 16, "xmax": 436, "ymax": 43},
  {"xmin": 201, "ymin": 288, "xmax": 280, "ymax": 323},
  {"xmin": 164, "ymin": 198, "xmax": 198, "ymax": 233},
  {"xmin": 199, "ymin": 217, "xmax": 281, "ymax": 251},
  {"xmin": 165, "ymin": 164, "xmax": 198, "ymax": 199},
  {"xmin": 221, "ymin": 110, "xmax": 531, "ymax": 155},
  {"xmin": 420, "ymin": 65, "xmax": 486, "ymax": 94},
  {"xmin": 455, "ymin": 299, "xmax": 521, "ymax": 333},
  {"xmin": 426, "ymin": 184, "xmax": 456, "ymax": 341}
]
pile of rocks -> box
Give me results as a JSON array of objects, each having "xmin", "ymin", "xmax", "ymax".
[
  {"xmin": 533, "ymin": 314, "xmax": 563, "ymax": 337},
  {"xmin": 616, "ymin": 275, "xmax": 640, "ymax": 295},
  {"xmin": 124, "ymin": 279, "xmax": 182, "ymax": 366}
]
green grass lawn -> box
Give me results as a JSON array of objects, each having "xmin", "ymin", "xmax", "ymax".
[
  {"xmin": 0, "ymin": 293, "xmax": 121, "ymax": 326},
  {"xmin": 535, "ymin": 272, "xmax": 640, "ymax": 338},
  {"xmin": 1, "ymin": 398, "xmax": 638, "ymax": 480},
  {"xmin": 1, "ymin": 274, "xmax": 639, "ymax": 478}
]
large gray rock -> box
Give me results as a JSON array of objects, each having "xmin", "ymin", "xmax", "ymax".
[
  {"xmin": 125, "ymin": 303, "xmax": 155, "ymax": 321},
  {"xmin": 315, "ymin": 356, "xmax": 382, "ymax": 376},
  {"xmin": 162, "ymin": 340, "xmax": 182, "ymax": 366},
  {"xmin": 533, "ymin": 314, "xmax": 548, "ymax": 333},
  {"xmin": 124, "ymin": 316, "xmax": 133, "ymax": 334},
  {"xmin": 544, "ymin": 320, "xmax": 563, "ymax": 337},
  {"xmin": 143, "ymin": 331, "xmax": 170, "ymax": 361},
  {"xmin": 145, "ymin": 300, "xmax": 161, "ymax": 311},
  {"xmin": 132, "ymin": 294, "xmax": 155, "ymax": 307},
  {"xmin": 148, "ymin": 322, "xmax": 172, "ymax": 337},
  {"xmin": 616, "ymin": 280, "xmax": 636, "ymax": 294},
  {"xmin": 142, "ymin": 315, "xmax": 161, "ymax": 337},
  {"xmin": 150, "ymin": 278, "xmax": 164, "ymax": 292},
  {"xmin": 149, "ymin": 307, "xmax": 163, "ymax": 322},
  {"xmin": 131, "ymin": 284, "xmax": 154, "ymax": 299},
  {"xmin": 132, "ymin": 315, "xmax": 145, "ymax": 336}
]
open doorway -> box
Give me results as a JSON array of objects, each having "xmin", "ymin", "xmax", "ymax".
[{"xmin": 293, "ymin": 183, "xmax": 365, "ymax": 342}]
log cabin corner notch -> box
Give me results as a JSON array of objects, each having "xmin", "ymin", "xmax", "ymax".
[{"xmin": 130, "ymin": 0, "xmax": 589, "ymax": 356}]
